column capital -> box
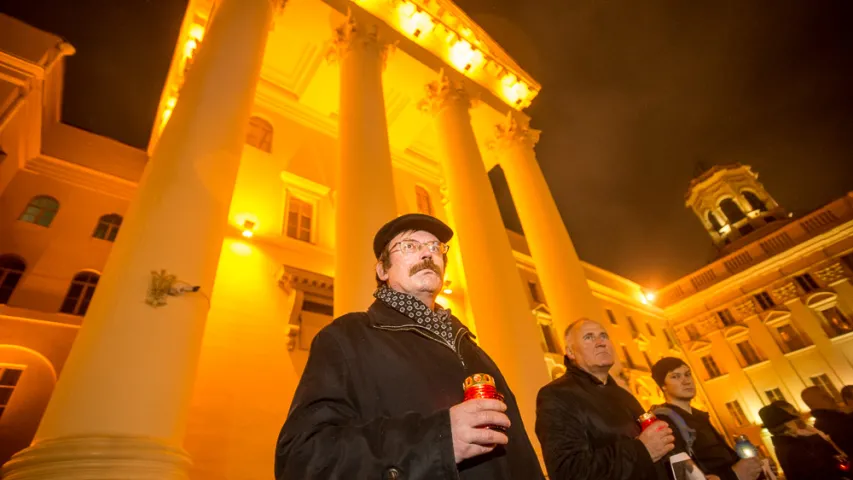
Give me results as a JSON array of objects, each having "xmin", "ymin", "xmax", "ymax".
[
  {"xmin": 418, "ymin": 73, "xmax": 477, "ymax": 115},
  {"xmin": 326, "ymin": 12, "xmax": 395, "ymax": 68},
  {"xmin": 491, "ymin": 113, "xmax": 540, "ymax": 151}
]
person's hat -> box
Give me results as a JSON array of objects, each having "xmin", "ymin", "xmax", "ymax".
[
  {"xmin": 651, "ymin": 357, "xmax": 687, "ymax": 387},
  {"xmin": 758, "ymin": 403, "xmax": 799, "ymax": 429},
  {"xmin": 373, "ymin": 213, "xmax": 454, "ymax": 258}
]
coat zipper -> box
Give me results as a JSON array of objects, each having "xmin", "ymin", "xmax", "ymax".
[{"xmin": 373, "ymin": 324, "xmax": 469, "ymax": 369}]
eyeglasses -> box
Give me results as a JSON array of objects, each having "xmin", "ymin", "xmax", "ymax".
[{"xmin": 389, "ymin": 239, "xmax": 450, "ymax": 255}]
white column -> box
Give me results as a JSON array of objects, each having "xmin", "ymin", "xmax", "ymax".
[
  {"xmin": 1, "ymin": 1, "xmax": 277, "ymax": 478},
  {"xmin": 330, "ymin": 14, "xmax": 398, "ymax": 317},
  {"xmin": 421, "ymin": 74, "xmax": 550, "ymax": 449},
  {"xmin": 492, "ymin": 115, "xmax": 604, "ymax": 342}
]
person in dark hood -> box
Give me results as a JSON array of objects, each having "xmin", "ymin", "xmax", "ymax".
[
  {"xmin": 275, "ymin": 213, "xmax": 544, "ymax": 479},
  {"xmin": 535, "ymin": 318, "xmax": 674, "ymax": 480},
  {"xmin": 649, "ymin": 357, "xmax": 761, "ymax": 480},
  {"xmin": 801, "ymin": 386, "xmax": 853, "ymax": 455},
  {"xmin": 759, "ymin": 401, "xmax": 851, "ymax": 480}
]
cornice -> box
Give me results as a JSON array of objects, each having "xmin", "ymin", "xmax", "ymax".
[
  {"xmin": 663, "ymin": 219, "xmax": 853, "ymax": 318},
  {"xmin": 25, "ymin": 155, "xmax": 138, "ymax": 200}
]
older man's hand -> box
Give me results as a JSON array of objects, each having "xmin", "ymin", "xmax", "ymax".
[
  {"xmin": 449, "ymin": 399, "xmax": 511, "ymax": 463},
  {"xmin": 637, "ymin": 420, "xmax": 675, "ymax": 462}
]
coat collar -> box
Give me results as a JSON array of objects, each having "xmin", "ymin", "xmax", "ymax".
[
  {"xmin": 563, "ymin": 358, "xmax": 615, "ymax": 386},
  {"xmin": 662, "ymin": 402, "xmax": 709, "ymax": 421},
  {"xmin": 367, "ymin": 299, "xmax": 475, "ymax": 340}
]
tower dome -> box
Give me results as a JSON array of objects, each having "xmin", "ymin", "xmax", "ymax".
[{"xmin": 686, "ymin": 164, "xmax": 786, "ymax": 250}]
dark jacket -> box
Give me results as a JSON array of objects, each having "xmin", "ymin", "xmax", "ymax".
[
  {"xmin": 654, "ymin": 404, "xmax": 739, "ymax": 480},
  {"xmin": 772, "ymin": 433, "xmax": 851, "ymax": 480},
  {"xmin": 812, "ymin": 409, "xmax": 853, "ymax": 456},
  {"xmin": 535, "ymin": 359, "xmax": 662, "ymax": 480},
  {"xmin": 274, "ymin": 300, "xmax": 544, "ymax": 480}
]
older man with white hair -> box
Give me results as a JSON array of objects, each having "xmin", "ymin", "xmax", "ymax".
[{"xmin": 535, "ymin": 318, "xmax": 674, "ymax": 480}]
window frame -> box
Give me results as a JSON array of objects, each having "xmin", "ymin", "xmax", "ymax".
[
  {"xmin": 92, "ymin": 213, "xmax": 123, "ymax": 242},
  {"xmin": 0, "ymin": 255, "xmax": 26, "ymax": 305},
  {"xmin": 59, "ymin": 271, "xmax": 100, "ymax": 316},
  {"xmin": 18, "ymin": 195, "xmax": 60, "ymax": 227},
  {"xmin": 414, "ymin": 185, "xmax": 434, "ymax": 216},
  {"xmin": 245, "ymin": 115, "xmax": 273, "ymax": 153},
  {"xmin": 0, "ymin": 365, "xmax": 24, "ymax": 420},
  {"xmin": 284, "ymin": 194, "xmax": 315, "ymax": 244}
]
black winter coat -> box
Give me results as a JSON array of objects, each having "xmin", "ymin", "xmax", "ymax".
[
  {"xmin": 274, "ymin": 299, "xmax": 544, "ymax": 480},
  {"xmin": 772, "ymin": 433, "xmax": 852, "ymax": 480},
  {"xmin": 535, "ymin": 360, "xmax": 663, "ymax": 480},
  {"xmin": 654, "ymin": 404, "xmax": 739, "ymax": 480},
  {"xmin": 812, "ymin": 409, "xmax": 853, "ymax": 456}
]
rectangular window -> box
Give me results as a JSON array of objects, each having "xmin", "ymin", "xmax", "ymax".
[
  {"xmin": 646, "ymin": 322, "xmax": 656, "ymax": 337},
  {"xmin": 754, "ymin": 292, "xmax": 775, "ymax": 311},
  {"xmin": 539, "ymin": 323, "xmax": 560, "ymax": 354},
  {"xmin": 811, "ymin": 374, "xmax": 841, "ymax": 403},
  {"xmin": 701, "ymin": 355, "xmax": 722, "ymax": 379},
  {"xmin": 664, "ymin": 330, "xmax": 676, "ymax": 349},
  {"xmin": 606, "ymin": 309, "xmax": 617, "ymax": 325},
  {"xmin": 766, "ymin": 388, "xmax": 785, "ymax": 404},
  {"xmin": 794, "ymin": 273, "xmax": 820, "ymax": 294},
  {"xmin": 285, "ymin": 197, "xmax": 313, "ymax": 243},
  {"xmin": 725, "ymin": 400, "xmax": 749, "ymax": 426},
  {"xmin": 685, "ymin": 324, "xmax": 701, "ymax": 341},
  {"xmin": 528, "ymin": 281, "xmax": 542, "ymax": 303},
  {"xmin": 819, "ymin": 307, "xmax": 853, "ymax": 338},
  {"xmin": 621, "ymin": 345, "xmax": 636, "ymax": 369},
  {"xmin": 642, "ymin": 351, "xmax": 654, "ymax": 369},
  {"xmin": 626, "ymin": 316, "xmax": 639, "ymax": 338},
  {"xmin": 0, "ymin": 366, "xmax": 23, "ymax": 420},
  {"xmin": 717, "ymin": 309, "xmax": 736, "ymax": 326},
  {"xmin": 777, "ymin": 324, "xmax": 808, "ymax": 352},
  {"xmin": 415, "ymin": 185, "xmax": 434, "ymax": 215},
  {"xmin": 736, "ymin": 340, "xmax": 762, "ymax": 366}
]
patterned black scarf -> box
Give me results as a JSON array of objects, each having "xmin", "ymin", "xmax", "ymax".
[{"xmin": 374, "ymin": 285, "xmax": 456, "ymax": 349}]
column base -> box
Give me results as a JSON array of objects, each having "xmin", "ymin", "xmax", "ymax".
[{"xmin": 2, "ymin": 435, "xmax": 192, "ymax": 480}]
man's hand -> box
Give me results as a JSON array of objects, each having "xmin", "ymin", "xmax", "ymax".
[
  {"xmin": 637, "ymin": 420, "xmax": 675, "ymax": 462},
  {"xmin": 449, "ymin": 399, "xmax": 511, "ymax": 463},
  {"xmin": 707, "ymin": 476, "xmax": 721, "ymax": 480},
  {"xmin": 732, "ymin": 457, "xmax": 762, "ymax": 480}
]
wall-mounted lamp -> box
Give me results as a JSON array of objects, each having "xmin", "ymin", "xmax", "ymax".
[
  {"xmin": 241, "ymin": 219, "xmax": 256, "ymax": 238},
  {"xmin": 443, "ymin": 280, "xmax": 453, "ymax": 295}
]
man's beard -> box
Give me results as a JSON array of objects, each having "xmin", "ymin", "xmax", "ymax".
[{"xmin": 409, "ymin": 257, "xmax": 442, "ymax": 278}]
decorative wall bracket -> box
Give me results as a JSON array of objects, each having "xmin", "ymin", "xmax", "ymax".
[{"xmin": 146, "ymin": 270, "xmax": 177, "ymax": 308}]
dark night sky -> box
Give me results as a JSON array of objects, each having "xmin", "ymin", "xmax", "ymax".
[{"xmin": 3, "ymin": 0, "xmax": 852, "ymax": 288}]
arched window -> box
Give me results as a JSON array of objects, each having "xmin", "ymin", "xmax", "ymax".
[
  {"xmin": 707, "ymin": 211, "xmax": 723, "ymax": 231},
  {"xmin": 742, "ymin": 191, "xmax": 767, "ymax": 212},
  {"xmin": 60, "ymin": 271, "xmax": 100, "ymax": 316},
  {"xmin": 415, "ymin": 185, "xmax": 434, "ymax": 215},
  {"xmin": 93, "ymin": 214, "xmax": 123, "ymax": 242},
  {"xmin": 245, "ymin": 116, "xmax": 273, "ymax": 153},
  {"xmin": 0, "ymin": 255, "xmax": 26, "ymax": 304},
  {"xmin": 719, "ymin": 198, "xmax": 746, "ymax": 224},
  {"xmin": 19, "ymin": 195, "xmax": 60, "ymax": 227}
]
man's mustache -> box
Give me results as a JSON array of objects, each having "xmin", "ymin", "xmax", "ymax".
[{"xmin": 409, "ymin": 258, "xmax": 442, "ymax": 277}]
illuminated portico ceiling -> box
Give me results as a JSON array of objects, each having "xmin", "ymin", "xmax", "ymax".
[{"xmin": 152, "ymin": 0, "xmax": 532, "ymax": 173}]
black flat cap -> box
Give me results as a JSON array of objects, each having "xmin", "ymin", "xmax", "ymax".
[
  {"xmin": 758, "ymin": 403, "xmax": 799, "ymax": 429},
  {"xmin": 373, "ymin": 213, "xmax": 454, "ymax": 258}
]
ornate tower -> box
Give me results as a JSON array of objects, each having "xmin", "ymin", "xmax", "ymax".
[{"xmin": 686, "ymin": 164, "xmax": 787, "ymax": 250}]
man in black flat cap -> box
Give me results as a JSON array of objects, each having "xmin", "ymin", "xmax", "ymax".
[
  {"xmin": 650, "ymin": 357, "xmax": 761, "ymax": 480},
  {"xmin": 275, "ymin": 213, "xmax": 544, "ymax": 479}
]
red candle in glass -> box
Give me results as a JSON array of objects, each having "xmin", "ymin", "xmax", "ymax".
[
  {"xmin": 463, "ymin": 373, "xmax": 506, "ymax": 432},
  {"xmin": 638, "ymin": 412, "xmax": 658, "ymax": 431}
]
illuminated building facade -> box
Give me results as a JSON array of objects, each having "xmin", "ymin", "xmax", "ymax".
[{"xmin": 0, "ymin": 1, "xmax": 851, "ymax": 478}]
